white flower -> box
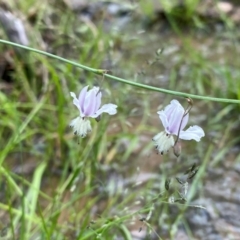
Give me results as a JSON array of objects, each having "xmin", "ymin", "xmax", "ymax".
[
  {"xmin": 70, "ymin": 86, "xmax": 117, "ymax": 137},
  {"xmin": 153, "ymin": 99, "xmax": 205, "ymax": 154}
]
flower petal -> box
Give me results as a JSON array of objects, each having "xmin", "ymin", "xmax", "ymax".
[
  {"xmin": 167, "ymin": 105, "xmax": 184, "ymax": 135},
  {"xmin": 91, "ymin": 103, "xmax": 117, "ymax": 118},
  {"xmin": 158, "ymin": 99, "xmax": 188, "ymax": 135},
  {"xmin": 152, "ymin": 131, "xmax": 174, "ymax": 154},
  {"xmin": 91, "ymin": 87, "xmax": 102, "ymax": 113},
  {"xmin": 70, "ymin": 92, "xmax": 82, "ymax": 114},
  {"xmin": 83, "ymin": 87, "xmax": 98, "ymax": 116},
  {"xmin": 179, "ymin": 125, "xmax": 205, "ymax": 142},
  {"xmin": 78, "ymin": 86, "xmax": 89, "ymax": 112},
  {"xmin": 158, "ymin": 110, "xmax": 169, "ymax": 130},
  {"xmin": 164, "ymin": 100, "xmax": 181, "ymax": 118},
  {"xmin": 181, "ymin": 113, "xmax": 189, "ymax": 130},
  {"xmin": 95, "ymin": 90, "xmax": 102, "ymax": 112},
  {"xmin": 70, "ymin": 116, "xmax": 92, "ymax": 138}
]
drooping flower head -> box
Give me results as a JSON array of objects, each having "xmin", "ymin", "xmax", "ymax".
[
  {"xmin": 153, "ymin": 99, "xmax": 204, "ymax": 155},
  {"xmin": 70, "ymin": 86, "xmax": 117, "ymax": 137}
]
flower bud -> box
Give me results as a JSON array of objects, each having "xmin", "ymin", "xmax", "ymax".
[{"xmin": 173, "ymin": 141, "xmax": 181, "ymax": 158}]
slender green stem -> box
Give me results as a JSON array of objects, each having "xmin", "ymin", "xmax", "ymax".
[{"xmin": 0, "ymin": 39, "xmax": 239, "ymax": 104}]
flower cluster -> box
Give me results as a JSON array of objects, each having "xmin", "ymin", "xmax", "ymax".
[{"xmin": 70, "ymin": 86, "xmax": 205, "ymax": 156}]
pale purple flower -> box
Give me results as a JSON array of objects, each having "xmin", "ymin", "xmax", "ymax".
[
  {"xmin": 70, "ymin": 86, "xmax": 117, "ymax": 137},
  {"xmin": 153, "ymin": 99, "xmax": 205, "ymax": 155}
]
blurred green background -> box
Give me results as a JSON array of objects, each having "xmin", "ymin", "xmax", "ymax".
[{"xmin": 0, "ymin": 0, "xmax": 240, "ymax": 239}]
